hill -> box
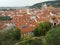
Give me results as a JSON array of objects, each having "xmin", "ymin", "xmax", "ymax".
[{"xmin": 30, "ymin": 1, "xmax": 60, "ymax": 8}]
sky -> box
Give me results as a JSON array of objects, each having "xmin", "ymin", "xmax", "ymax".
[{"xmin": 0, "ymin": 0, "xmax": 55, "ymax": 7}]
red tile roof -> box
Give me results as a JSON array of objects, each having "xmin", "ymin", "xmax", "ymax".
[{"xmin": 0, "ymin": 6, "xmax": 60, "ymax": 34}]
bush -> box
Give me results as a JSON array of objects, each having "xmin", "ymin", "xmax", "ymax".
[
  {"xmin": 44, "ymin": 27, "xmax": 60, "ymax": 45},
  {"xmin": 21, "ymin": 35, "xmax": 32, "ymax": 41},
  {"xmin": 16, "ymin": 37, "xmax": 43, "ymax": 45},
  {"xmin": 33, "ymin": 22, "xmax": 52, "ymax": 36},
  {"xmin": 0, "ymin": 28, "xmax": 21, "ymax": 45},
  {"xmin": 28, "ymin": 38, "xmax": 43, "ymax": 45}
]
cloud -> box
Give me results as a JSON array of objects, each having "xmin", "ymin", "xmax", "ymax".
[{"xmin": 0, "ymin": 0, "xmax": 55, "ymax": 7}]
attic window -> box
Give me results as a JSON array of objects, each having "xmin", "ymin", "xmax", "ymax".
[{"xmin": 21, "ymin": 25, "xmax": 27, "ymax": 28}]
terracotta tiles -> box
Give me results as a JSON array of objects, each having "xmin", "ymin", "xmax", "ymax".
[{"xmin": 0, "ymin": 6, "xmax": 60, "ymax": 34}]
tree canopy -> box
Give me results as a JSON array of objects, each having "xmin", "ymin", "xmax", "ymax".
[{"xmin": 33, "ymin": 22, "xmax": 52, "ymax": 36}]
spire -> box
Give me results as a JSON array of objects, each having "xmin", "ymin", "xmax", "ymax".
[
  {"xmin": 41, "ymin": 3, "xmax": 47, "ymax": 9},
  {"xmin": 44, "ymin": 3, "xmax": 47, "ymax": 7},
  {"xmin": 26, "ymin": 9, "xmax": 31, "ymax": 14}
]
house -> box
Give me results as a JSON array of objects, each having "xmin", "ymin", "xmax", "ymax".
[{"xmin": 0, "ymin": 6, "xmax": 60, "ymax": 37}]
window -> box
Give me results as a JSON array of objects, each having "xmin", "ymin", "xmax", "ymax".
[{"xmin": 21, "ymin": 25, "xmax": 27, "ymax": 28}]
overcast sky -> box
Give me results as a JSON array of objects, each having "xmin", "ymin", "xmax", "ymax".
[{"xmin": 0, "ymin": 0, "xmax": 55, "ymax": 7}]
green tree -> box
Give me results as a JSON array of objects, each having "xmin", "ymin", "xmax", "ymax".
[
  {"xmin": 0, "ymin": 27, "xmax": 21, "ymax": 45},
  {"xmin": 44, "ymin": 27, "xmax": 60, "ymax": 45},
  {"xmin": 33, "ymin": 22, "xmax": 52, "ymax": 36},
  {"xmin": 0, "ymin": 16, "xmax": 12, "ymax": 21}
]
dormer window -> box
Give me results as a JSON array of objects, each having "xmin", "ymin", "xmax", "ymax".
[{"xmin": 21, "ymin": 25, "xmax": 27, "ymax": 28}]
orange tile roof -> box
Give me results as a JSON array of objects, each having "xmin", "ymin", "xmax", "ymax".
[{"xmin": 0, "ymin": 6, "xmax": 60, "ymax": 34}]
